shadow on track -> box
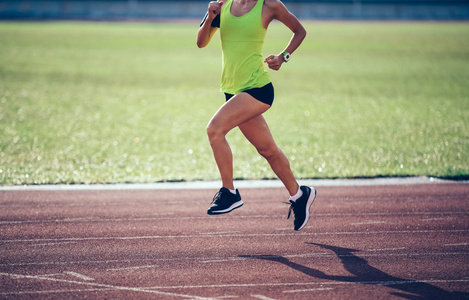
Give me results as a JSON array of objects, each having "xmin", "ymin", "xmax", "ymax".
[{"xmin": 240, "ymin": 243, "xmax": 468, "ymax": 299}]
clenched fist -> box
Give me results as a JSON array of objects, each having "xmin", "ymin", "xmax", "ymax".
[
  {"xmin": 208, "ymin": 0, "xmax": 225, "ymax": 19},
  {"xmin": 264, "ymin": 55, "xmax": 285, "ymax": 71}
]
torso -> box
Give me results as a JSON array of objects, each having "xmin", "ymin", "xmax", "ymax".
[{"xmin": 219, "ymin": 0, "xmax": 272, "ymax": 94}]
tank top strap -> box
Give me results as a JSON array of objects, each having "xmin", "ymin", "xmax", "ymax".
[{"xmin": 252, "ymin": 0, "xmax": 264, "ymax": 16}]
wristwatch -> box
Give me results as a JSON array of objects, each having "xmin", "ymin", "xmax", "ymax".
[{"xmin": 282, "ymin": 51, "xmax": 290, "ymax": 62}]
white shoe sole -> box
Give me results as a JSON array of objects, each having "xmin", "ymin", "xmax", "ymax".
[{"xmin": 208, "ymin": 200, "xmax": 244, "ymax": 215}]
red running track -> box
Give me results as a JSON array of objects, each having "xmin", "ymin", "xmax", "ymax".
[{"xmin": 1, "ymin": 182, "xmax": 468, "ymax": 299}]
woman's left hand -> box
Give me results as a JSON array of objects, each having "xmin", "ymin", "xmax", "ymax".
[{"xmin": 264, "ymin": 55, "xmax": 284, "ymax": 71}]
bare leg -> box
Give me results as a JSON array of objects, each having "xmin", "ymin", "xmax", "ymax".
[
  {"xmin": 238, "ymin": 115, "xmax": 299, "ymax": 196},
  {"xmin": 206, "ymin": 93, "xmax": 270, "ymax": 190}
]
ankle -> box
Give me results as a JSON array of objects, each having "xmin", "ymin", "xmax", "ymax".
[{"xmin": 290, "ymin": 186, "xmax": 303, "ymax": 202}]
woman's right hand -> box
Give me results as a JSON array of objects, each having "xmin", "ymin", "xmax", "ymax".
[{"xmin": 208, "ymin": 0, "xmax": 224, "ymax": 19}]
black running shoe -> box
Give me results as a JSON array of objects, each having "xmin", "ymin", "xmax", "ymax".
[
  {"xmin": 286, "ymin": 186, "xmax": 317, "ymax": 231},
  {"xmin": 207, "ymin": 187, "xmax": 244, "ymax": 215}
]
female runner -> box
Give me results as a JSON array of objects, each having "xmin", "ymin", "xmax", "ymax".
[{"xmin": 197, "ymin": 0, "xmax": 316, "ymax": 230}]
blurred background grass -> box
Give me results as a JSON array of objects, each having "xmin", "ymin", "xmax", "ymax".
[{"xmin": 0, "ymin": 21, "xmax": 468, "ymax": 185}]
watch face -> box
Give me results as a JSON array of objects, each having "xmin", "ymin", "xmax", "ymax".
[{"xmin": 284, "ymin": 53, "xmax": 290, "ymax": 61}]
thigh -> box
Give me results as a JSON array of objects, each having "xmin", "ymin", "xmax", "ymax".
[
  {"xmin": 208, "ymin": 92, "xmax": 270, "ymax": 135},
  {"xmin": 238, "ymin": 114, "xmax": 278, "ymax": 152}
]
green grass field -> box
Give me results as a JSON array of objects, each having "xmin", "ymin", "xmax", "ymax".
[{"xmin": 0, "ymin": 21, "xmax": 468, "ymax": 185}]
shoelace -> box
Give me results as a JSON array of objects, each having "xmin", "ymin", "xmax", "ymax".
[
  {"xmin": 284, "ymin": 200, "xmax": 295, "ymax": 219},
  {"xmin": 211, "ymin": 191, "xmax": 222, "ymax": 204}
]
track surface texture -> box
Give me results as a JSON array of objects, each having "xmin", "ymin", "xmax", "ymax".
[{"xmin": 1, "ymin": 182, "xmax": 468, "ymax": 299}]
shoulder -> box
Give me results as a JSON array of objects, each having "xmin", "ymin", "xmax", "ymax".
[
  {"xmin": 264, "ymin": 0, "xmax": 284, "ymax": 10},
  {"xmin": 263, "ymin": 0, "xmax": 288, "ymax": 18}
]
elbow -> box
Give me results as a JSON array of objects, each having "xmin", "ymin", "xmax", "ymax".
[
  {"xmin": 293, "ymin": 23, "xmax": 307, "ymax": 41},
  {"xmin": 299, "ymin": 27, "xmax": 307, "ymax": 41},
  {"xmin": 196, "ymin": 35, "xmax": 207, "ymax": 48}
]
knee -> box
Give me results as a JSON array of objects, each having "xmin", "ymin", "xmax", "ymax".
[
  {"xmin": 257, "ymin": 146, "xmax": 280, "ymax": 161},
  {"xmin": 206, "ymin": 123, "xmax": 225, "ymax": 144}
]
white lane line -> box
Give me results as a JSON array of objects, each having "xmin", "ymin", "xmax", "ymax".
[
  {"xmin": 63, "ymin": 271, "xmax": 94, "ymax": 281},
  {"xmin": 201, "ymin": 258, "xmax": 245, "ymax": 263},
  {"xmin": 420, "ymin": 217, "xmax": 454, "ymax": 222},
  {"xmin": 1, "ymin": 211, "xmax": 466, "ymax": 225},
  {"xmin": 107, "ymin": 265, "xmax": 159, "ymax": 271},
  {"xmin": 200, "ymin": 231, "xmax": 240, "ymax": 235},
  {"xmin": 286, "ymin": 252, "xmax": 466, "ymax": 259},
  {"xmin": 443, "ymin": 243, "xmax": 469, "ymax": 246},
  {"xmin": 1, "ymin": 251, "xmax": 466, "ymax": 268},
  {"xmin": 0, "ymin": 256, "xmax": 205, "ymax": 267},
  {"xmin": 0, "ymin": 217, "xmax": 211, "ymax": 225},
  {"xmin": 0, "ymin": 288, "xmax": 115, "ymax": 296},
  {"xmin": 32, "ymin": 242, "xmax": 77, "ymax": 247},
  {"xmin": 368, "ymin": 247, "xmax": 406, "ymax": 252},
  {"xmin": 36, "ymin": 273, "xmax": 63, "ymax": 278},
  {"xmin": 2, "ymin": 229, "xmax": 467, "ymax": 244},
  {"xmin": 283, "ymin": 288, "xmax": 334, "ymax": 293},
  {"xmin": 0, "ymin": 272, "xmax": 214, "ymax": 300},
  {"xmin": 148, "ymin": 279, "xmax": 469, "ymax": 290},
  {"xmin": 267, "ymin": 252, "xmax": 467, "ymax": 261},
  {"xmin": 34, "ymin": 272, "xmax": 94, "ymax": 281},
  {"xmin": 252, "ymin": 295, "xmax": 277, "ymax": 300},
  {"xmin": 350, "ymin": 220, "xmax": 395, "ymax": 226}
]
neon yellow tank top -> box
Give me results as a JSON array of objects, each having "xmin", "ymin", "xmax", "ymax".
[{"xmin": 220, "ymin": 0, "xmax": 271, "ymax": 94}]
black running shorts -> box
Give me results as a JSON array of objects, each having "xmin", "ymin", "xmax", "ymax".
[{"xmin": 224, "ymin": 82, "xmax": 274, "ymax": 106}]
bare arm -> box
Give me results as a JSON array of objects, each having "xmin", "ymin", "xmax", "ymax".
[
  {"xmin": 197, "ymin": 1, "xmax": 224, "ymax": 48},
  {"xmin": 264, "ymin": 0, "xmax": 307, "ymax": 70}
]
